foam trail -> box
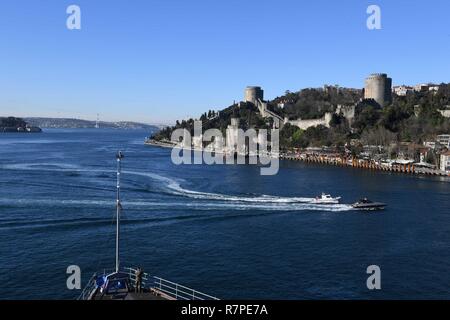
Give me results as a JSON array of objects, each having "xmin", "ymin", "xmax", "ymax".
[
  {"xmin": 1, "ymin": 163, "xmax": 353, "ymax": 211},
  {"xmin": 0, "ymin": 198, "xmax": 353, "ymax": 212},
  {"xmin": 123, "ymin": 170, "xmax": 315, "ymax": 204}
]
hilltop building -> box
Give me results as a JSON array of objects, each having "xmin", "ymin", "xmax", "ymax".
[
  {"xmin": 393, "ymin": 85, "xmax": 414, "ymax": 96},
  {"xmin": 394, "ymin": 83, "xmax": 441, "ymax": 96},
  {"xmin": 414, "ymin": 84, "xmax": 429, "ymax": 92},
  {"xmin": 364, "ymin": 73, "xmax": 392, "ymax": 107}
]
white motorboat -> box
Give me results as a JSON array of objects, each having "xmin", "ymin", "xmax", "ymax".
[{"xmin": 310, "ymin": 193, "xmax": 341, "ymax": 204}]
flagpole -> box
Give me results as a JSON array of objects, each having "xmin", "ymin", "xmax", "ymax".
[{"xmin": 115, "ymin": 151, "xmax": 124, "ymax": 273}]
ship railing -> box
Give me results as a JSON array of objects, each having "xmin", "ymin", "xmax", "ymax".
[
  {"xmin": 152, "ymin": 276, "xmax": 219, "ymax": 300},
  {"xmin": 77, "ymin": 268, "xmax": 119, "ymax": 300},
  {"xmin": 124, "ymin": 267, "xmax": 219, "ymax": 300},
  {"xmin": 78, "ymin": 272, "xmax": 98, "ymax": 300}
]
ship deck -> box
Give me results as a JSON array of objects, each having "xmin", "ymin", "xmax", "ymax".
[
  {"xmin": 79, "ymin": 267, "xmax": 219, "ymax": 301},
  {"xmin": 91, "ymin": 288, "xmax": 174, "ymax": 300}
]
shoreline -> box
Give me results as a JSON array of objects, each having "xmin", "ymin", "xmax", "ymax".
[
  {"xmin": 280, "ymin": 153, "xmax": 449, "ymax": 178},
  {"xmin": 144, "ymin": 139, "xmax": 278, "ymax": 158},
  {"xmin": 146, "ymin": 139, "xmax": 449, "ymax": 178}
]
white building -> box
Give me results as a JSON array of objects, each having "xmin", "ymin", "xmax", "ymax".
[
  {"xmin": 437, "ymin": 134, "xmax": 450, "ymax": 148},
  {"xmin": 429, "ymin": 85, "xmax": 440, "ymax": 93},
  {"xmin": 423, "ymin": 141, "xmax": 436, "ymax": 149},
  {"xmin": 393, "ymin": 85, "xmax": 413, "ymax": 96},
  {"xmin": 438, "ymin": 106, "xmax": 450, "ymax": 118},
  {"xmin": 440, "ymin": 150, "xmax": 450, "ymax": 172},
  {"xmin": 414, "ymin": 84, "xmax": 429, "ymax": 92}
]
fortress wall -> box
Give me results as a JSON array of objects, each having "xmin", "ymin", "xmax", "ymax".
[{"xmin": 286, "ymin": 113, "xmax": 332, "ymax": 130}]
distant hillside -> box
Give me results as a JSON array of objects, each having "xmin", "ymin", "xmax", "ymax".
[{"xmin": 25, "ymin": 117, "xmax": 160, "ymax": 130}]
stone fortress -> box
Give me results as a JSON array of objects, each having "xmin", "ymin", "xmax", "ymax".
[
  {"xmin": 240, "ymin": 74, "xmax": 447, "ymax": 131},
  {"xmin": 243, "ymin": 85, "xmax": 358, "ymax": 131},
  {"xmin": 185, "ymin": 74, "xmax": 446, "ymax": 155},
  {"xmin": 167, "ymin": 73, "xmax": 448, "ymax": 160}
]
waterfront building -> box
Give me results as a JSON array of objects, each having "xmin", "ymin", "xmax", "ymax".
[{"xmin": 439, "ymin": 150, "xmax": 450, "ymax": 172}]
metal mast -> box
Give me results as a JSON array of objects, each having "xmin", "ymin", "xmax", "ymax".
[{"xmin": 115, "ymin": 151, "xmax": 124, "ymax": 273}]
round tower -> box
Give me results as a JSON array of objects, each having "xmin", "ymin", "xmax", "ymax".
[
  {"xmin": 364, "ymin": 73, "xmax": 392, "ymax": 107},
  {"xmin": 244, "ymin": 86, "xmax": 264, "ymax": 105}
]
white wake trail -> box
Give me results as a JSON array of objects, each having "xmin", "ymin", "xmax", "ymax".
[{"xmin": 1, "ymin": 163, "xmax": 353, "ymax": 212}]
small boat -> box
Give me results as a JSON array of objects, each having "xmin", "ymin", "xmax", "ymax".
[
  {"xmin": 352, "ymin": 198, "xmax": 386, "ymax": 211},
  {"xmin": 310, "ymin": 193, "xmax": 341, "ymax": 204}
]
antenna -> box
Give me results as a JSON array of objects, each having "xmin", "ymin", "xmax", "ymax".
[{"xmin": 115, "ymin": 151, "xmax": 124, "ymax": 273}]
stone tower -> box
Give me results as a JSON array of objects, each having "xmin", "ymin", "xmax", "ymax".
[
  {"xmin": 364, "ymin": 73, "xmax": 392, "ymax": 107},
  {"xmin": 244, "ymin": 86, "xmax": 264, "ymax": 105}
]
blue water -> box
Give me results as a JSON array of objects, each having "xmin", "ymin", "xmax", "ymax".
[{"xmin": 0, "ymin": 129, "xmax": 449, "ymax": 299}]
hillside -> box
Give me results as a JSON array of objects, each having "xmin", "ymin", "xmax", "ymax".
[
  {"xmin": 278, "ymin": 84, "xmax": 450, "ymax": 149},
  {"xmin": 271, "ymin": 87, "xmax": 362, "ymax": 119}
]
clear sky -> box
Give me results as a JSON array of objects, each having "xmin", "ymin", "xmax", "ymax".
[{"xmin": 0, "ymin": 0, "xmax": 449, "ymax": 124}]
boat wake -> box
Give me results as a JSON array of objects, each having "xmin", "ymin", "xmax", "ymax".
[{"xmin": 1, "ymin": 163, "xmax": 354, "ymax": 212}]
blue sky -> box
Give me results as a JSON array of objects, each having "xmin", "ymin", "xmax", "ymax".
[{"xmin": 0, "ymin": 0, "xmax": 449, "ymax": 124}]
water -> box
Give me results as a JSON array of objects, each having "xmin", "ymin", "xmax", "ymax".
[{"xmin": 0, "ymin": 129, "xmax": 449, "ymax": 299}]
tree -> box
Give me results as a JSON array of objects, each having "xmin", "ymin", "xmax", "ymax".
[{"xmin": 353, "ymin": 104, "xmax": 380, "ymax": 133}]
